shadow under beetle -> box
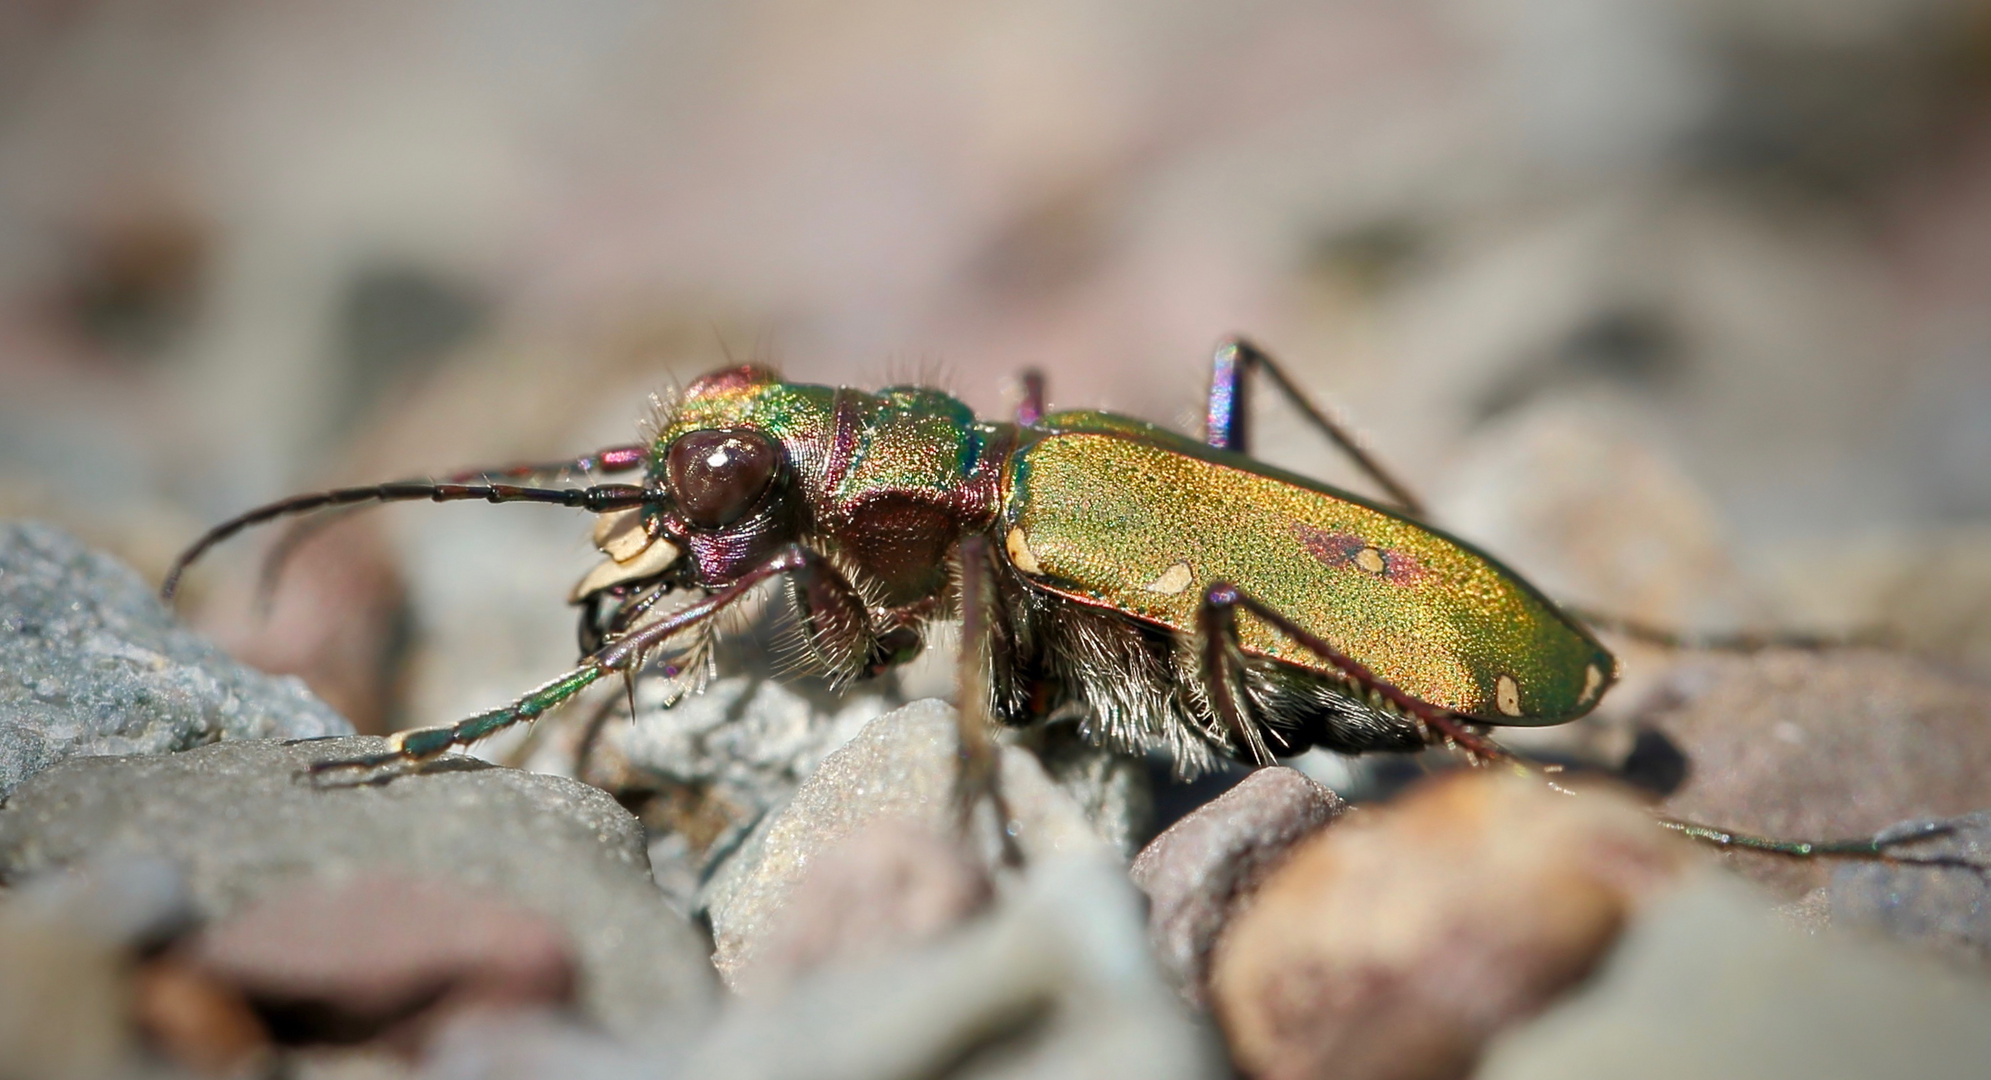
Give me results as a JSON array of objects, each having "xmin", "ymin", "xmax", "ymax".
[{"xmin": 163, "ymin": 338, "xmax": 1616, "ymax": 798}]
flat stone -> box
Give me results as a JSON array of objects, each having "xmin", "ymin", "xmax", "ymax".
[
  {"xmin": 1647, "ymin": 648, "xmax": 1991, "ymax": 897},
  {"xmin": 0, "ymin": 737, "xmax": 712, "ymax": 1038},
  {"xmin": 1130, "ymin": 765, "xmax": 1345, "ymax": 1004},
  {"xmin": 1209, "ymin": 773, "xmax": 1693, "ymax": 1080},
  {"xmin": 1479, "ymin": 876, "xmax": 1991, "ymax": 1080},
  {"xmin": 0, "ymin": 522, "xmax": 350, "ymax": 797}
]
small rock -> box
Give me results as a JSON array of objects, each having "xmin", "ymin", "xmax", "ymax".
[
  {"xmin": 1828, "ymin": 809, "xmax": 1991, "ymax": 970},
  {"xmin": 703, "ymin": 699, "xmax": 1139, "ymax": 987},
  {"xmin": 0, "ymin": 522, "xmax": 351, "ymax": 797},
  {"xmin": 1130, "ymin": 766, "xmax": 1345, "ymax": 1004},
  {"xmin": 689, "ymin": 857, "xmax": 1226, "ymax": 1080},
  {"xmin": 1209, "ymin": 772, "xmax": 1692, "ymax": 1080},
  {"xmin": 0, "ymin": 737, "xmax": 713, "ymax": 1038},
  {"xmin": 1647, "ymin": 648, "xmax": 1991, "ymax": 897},
  {"xmin": 1478, "ymin": 876, "xmax": 1991, "ymax": 1080},
  {"xmin": 186, "ymin": 873, "xmax": 575, "ymax": 1052},
  {"xmin": 731, "ymin": 819, "xmax": 991, "ymax": 997}
]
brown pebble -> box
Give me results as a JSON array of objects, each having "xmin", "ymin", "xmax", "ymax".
[
  {"xmin": 188, "ymin": 873, "xmax": 575, "ymax": 1053},
  {"xmin": 1130, "ymin": 766, "xmax": 1345, "ymax": 1004},
  {"xmin": 1209, "ymin": 772, "xmax": 1690, "ymax": 1080}
]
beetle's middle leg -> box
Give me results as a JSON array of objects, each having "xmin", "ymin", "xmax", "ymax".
[{"xmin": 954, "ymin": 535, "xmax": 1025, "ymax": 865}]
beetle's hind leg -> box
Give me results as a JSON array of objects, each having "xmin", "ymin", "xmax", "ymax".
[{"xmin": 1196, "ymin": 582, "xmax": 1510, "ymax": 765}]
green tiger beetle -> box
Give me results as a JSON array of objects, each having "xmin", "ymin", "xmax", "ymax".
[{"xmin": 159, "ymin": 338, "xmax": 1963, "ymax": 865}]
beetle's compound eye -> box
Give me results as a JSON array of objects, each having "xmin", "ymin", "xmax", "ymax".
[{"xmin": 666, "ymin": 428, "xmax": 778, "ymax": 529}]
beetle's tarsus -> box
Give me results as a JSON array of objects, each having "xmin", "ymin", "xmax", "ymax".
[{"xmin": 1661, "ymin": 815, "xmax": 1989, "ymax": 869}]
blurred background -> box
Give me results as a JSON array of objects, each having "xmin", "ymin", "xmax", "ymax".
[{"xmin": 4, "ymin": 0, "xmax": 1990, "ymax": 749}]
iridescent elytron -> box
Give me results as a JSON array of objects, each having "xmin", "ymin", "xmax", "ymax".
[{"xmin": 161, "ymin": 339, "xmax": 1615, "ymax": 780}]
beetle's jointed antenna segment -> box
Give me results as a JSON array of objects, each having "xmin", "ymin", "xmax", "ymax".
[
  {"xmin": 254, "ymin": 445, "xmax": 654, "ymax": 613},
  {"xmin": 161, "ymin": 480, "xmax": 657, "ymax": 602}
]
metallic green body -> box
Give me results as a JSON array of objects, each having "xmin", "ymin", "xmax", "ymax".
[{"xmin": 1000, "ymin": 411, "xmax": 1613, "ymax": 724}]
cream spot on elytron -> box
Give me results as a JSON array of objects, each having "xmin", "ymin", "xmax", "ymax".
[
  {"xmin": 1005, "ymin": 527, "xmax": 1042, "ymax": 575},
  {"xmin": 1354, "ymin": 547, "xmax": 1386, "ymax": 575},
  {"xmin": 1495, "ymin": 674, "xmax": 1522, "ymax": 717},
  {"xmin": 1143, "ymin": 562, "xmax": 1193, "ymax": 595},
  {"xmin": 1581, "ymin": 663, "xmax": 1603, "ymax": 703}
]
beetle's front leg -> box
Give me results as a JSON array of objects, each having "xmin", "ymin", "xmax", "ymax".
[{"xmin": 306, "ymin": 545, "xmax": 825, "ymax": 782}]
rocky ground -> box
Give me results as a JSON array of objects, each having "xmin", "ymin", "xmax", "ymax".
[{"xmin": 6, "ymin": 521, "xmax": 1991, "ymax": 1080}]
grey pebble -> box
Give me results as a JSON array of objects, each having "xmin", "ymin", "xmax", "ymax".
[
  {"xmin": 0, "ymin": 737, "xmax": 714, "ymax": 1039},
  {"xmin": 0, "ymin": 522, "xmax": 350, "ymax": 797}
]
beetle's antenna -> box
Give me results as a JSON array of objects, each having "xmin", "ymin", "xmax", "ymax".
[{"xmin": 162, "ymin": 481, "xmax": 660, "ymax": 603}]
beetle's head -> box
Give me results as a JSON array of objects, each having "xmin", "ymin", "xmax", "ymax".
[{"xmin": 572, "ymin": 365, "xmax": 805, "ymax": 606}]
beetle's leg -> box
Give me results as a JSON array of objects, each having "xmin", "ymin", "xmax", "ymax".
[
  {"xmin": 163, "ymin": 479, "xmax": 656, "ymax": 601},
  {"xmin": 305, "ymin": 545, "xmax": 852, "ymax": 781},
  {"xmin": 1206, "ymin": 338, "xmax": 1426, "ymax": 516},
  {"xmin": 1014, "ymin": 370, "xmax": 1048, "ymax": 426},
  {"xmin": 956, "ymin": 535, "xmax": 1024, "ymax": 865},
  {"xmin": 1198, "ymin": 582, "xmax": 1509, "ymax": 765}
]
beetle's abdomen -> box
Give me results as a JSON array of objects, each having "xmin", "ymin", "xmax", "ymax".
[{"xmin": 999, "ymin": 430, "xmax": 1613, "ymax": 724}]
